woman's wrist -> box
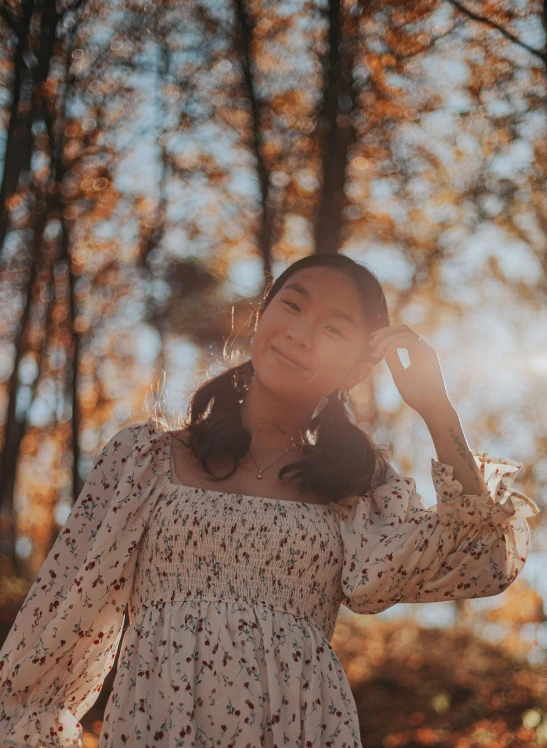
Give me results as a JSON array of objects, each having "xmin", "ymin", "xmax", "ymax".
[{"xmin": 421, "ymin": 403, "xmax": 489, "ymax": 497}]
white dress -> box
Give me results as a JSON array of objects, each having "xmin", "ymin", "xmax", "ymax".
[{"xmin": 0, "ymin": 417, "xmax": 540, "ymax": 747}]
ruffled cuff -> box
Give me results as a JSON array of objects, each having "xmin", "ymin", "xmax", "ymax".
[
  {"xmin": 0, "ymin": 698, "xmax": 83, "ymax": 747},
  {"xmin": 432, "ymin": 451, "xmax": 541, "ymax": 529}
]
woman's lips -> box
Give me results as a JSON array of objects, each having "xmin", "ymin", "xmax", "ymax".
[{"xmin": 271, "ymin": 346, "xmax": 308, "ymax": 370}]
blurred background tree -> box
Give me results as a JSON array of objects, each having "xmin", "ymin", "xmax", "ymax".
[{"xmin": 0, "ymin": 0, "xmax": 546, "ymax": 742}]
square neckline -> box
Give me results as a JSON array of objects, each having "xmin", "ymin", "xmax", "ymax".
[{"xmin": 167, "ymin": 432, "xmax": 332, "ymax": 509}]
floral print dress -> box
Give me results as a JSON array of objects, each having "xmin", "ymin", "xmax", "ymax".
[{"xmin": 0, "ymin": 417, "xmax": 540, "ymax": 748}]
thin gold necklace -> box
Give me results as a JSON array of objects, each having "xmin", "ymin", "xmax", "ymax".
[
  {"xmin": 247, "ymin": 444, "xmax": 296, "ymax": 479},
  {"xmin": 247, "ymin": 421, "xmax": 307, "ymax": 480}
]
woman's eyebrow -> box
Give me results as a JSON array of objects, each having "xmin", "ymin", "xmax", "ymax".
[{"xmin": 283, "ymin": 282, "xmax": 358, "ymax": 329}]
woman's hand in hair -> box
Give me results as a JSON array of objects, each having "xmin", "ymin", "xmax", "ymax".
[{"xmin": 369, "ymin": 324, "xmax": 452, "ymax": 417}]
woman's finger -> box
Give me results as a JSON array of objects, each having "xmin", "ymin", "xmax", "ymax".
[
  {"xmin": 384, "ymin": 347, "xmax": 407, "ymax": 377},
  {"xmin": 377, "ymin": 345, "xmax": 408, "ymax": 361},
  {"xmin": 370, "ymin": 324, "xmax": 413, "ymax": 345},
  {"xmin": 373, "ymin": 333, "xmax": 416, "ymax": 358}
]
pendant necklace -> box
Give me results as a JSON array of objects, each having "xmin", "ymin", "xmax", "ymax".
[
  {"xmin": 247, "ymin": 444, "xmax": 295, "ymax": 479},
  {"xmin": 246, "ymin": 423, "xmax": 307, "ymax": 480}
]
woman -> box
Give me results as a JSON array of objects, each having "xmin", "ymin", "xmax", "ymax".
[{"xmin": 0, "ymin": 254, "xmax": 540, "ymax": 748}]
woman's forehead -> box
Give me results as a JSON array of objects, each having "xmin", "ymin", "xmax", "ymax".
[
  {"xmin": 284, "ymin": 268, "xmax": 357, "ymax": 294},
  {"xmin": 282, "ymin": 269, "xmax": 365, "ymax": 316}
]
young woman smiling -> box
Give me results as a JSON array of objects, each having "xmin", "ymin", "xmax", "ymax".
[{"xmin": 0, "ymin": 254, "xmax": 540, "ymax": 748}]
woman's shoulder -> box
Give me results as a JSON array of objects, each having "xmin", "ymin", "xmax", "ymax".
[{"xmin": 102, "ymin": 416, "xmax": 173, "ymax": 464}]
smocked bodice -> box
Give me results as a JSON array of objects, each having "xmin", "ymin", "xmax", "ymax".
[{"xmin": 129, "ymin": 483, "xmax": 346, "ymax": 641}]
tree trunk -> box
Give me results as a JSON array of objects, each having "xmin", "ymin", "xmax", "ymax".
[
  {"xmin": 314, "ymin": 0, "xmax": 360, "ymax": 256},
  {"xmin": 233, "ymin": 0, "xmax": 273, "ymax": 286},
  {"xmin": 0, "ymin": 0, "xmax": 35, "ymax": 255}
]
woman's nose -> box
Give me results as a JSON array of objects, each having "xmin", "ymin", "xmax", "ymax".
[{"xmin": 287, "ymin": 331, "xmax": 311, "ymax": 348}]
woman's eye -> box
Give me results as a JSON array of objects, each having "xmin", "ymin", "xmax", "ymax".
[
  {"xmin": 283, "ymin": 300, "xmax": 300, "ymax": 312},
  {"xmin": 282, "ymin": 301, "xmax": 344, "ymax": 338}
]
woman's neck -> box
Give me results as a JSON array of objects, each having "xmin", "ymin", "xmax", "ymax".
[{"xmin": 239, "ymin": 383, "xmax": 313, "ymax": 458}]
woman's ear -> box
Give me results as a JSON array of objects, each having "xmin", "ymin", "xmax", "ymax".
[{"xmin": 344, "ymin": 360, "xmax": 375, "ymax": 391}]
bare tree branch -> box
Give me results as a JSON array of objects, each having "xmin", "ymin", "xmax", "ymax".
[{"xmin": 447, "ymin": 0, "xmax": 547, "ymax": 63}]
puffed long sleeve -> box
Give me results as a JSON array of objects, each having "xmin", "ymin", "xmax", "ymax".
[
  {"xmin": 330, "ymin": 452, "xmax": 541, "ymax": 615},
  {"xmin": 0, "ymin": 418, "xmax": 167, "ymax": 748}
]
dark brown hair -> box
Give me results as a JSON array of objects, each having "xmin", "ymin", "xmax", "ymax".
[{"xmin": 172, "ymin": 254, "xmax": 392, "ymax": 503}]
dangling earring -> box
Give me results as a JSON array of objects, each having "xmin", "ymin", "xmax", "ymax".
[
  {"xmin": 338, "ymin": 388, "xmax": 350, "ymax": 403},
  {"xmin": 313, "ymin": 395, "xmax": 329, "ymax": 419}
]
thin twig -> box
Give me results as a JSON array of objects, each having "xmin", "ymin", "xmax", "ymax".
[{"xmin": 447, "ymin": 0, "xmax": 546, "ymax": 64}]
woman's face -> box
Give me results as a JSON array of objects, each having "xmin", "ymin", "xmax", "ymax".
[{"xmin": 251, "ymin": 266, "xmax": 375, "ymax": 410}]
